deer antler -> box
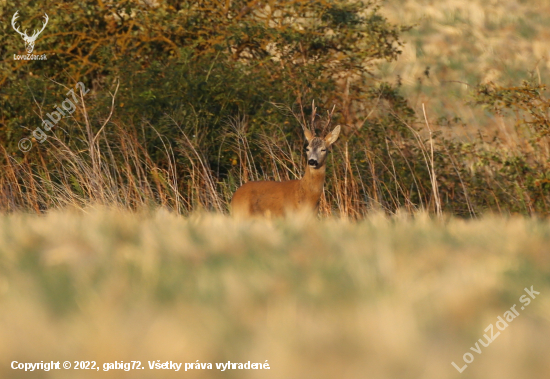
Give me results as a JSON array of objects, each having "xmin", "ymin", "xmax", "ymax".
[
  {"xmin": 11, "ymin": 11, "xmax": 49, "ymax": 40},
  {"xmin": 322, "ymin": 104, "xmax": 336, "ymax": 135},
  {"xmin": 310, "ymin": 99, "xmax": 317, "ymax": 134},
  {"xmin": 11, "ymin": 11, "xmax": 27, "ymax": 38}
]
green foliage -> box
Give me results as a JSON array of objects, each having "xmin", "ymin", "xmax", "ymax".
[
  {"xmin": 0, "ymin": 0, "xmax": 421, "ymax": 214},
  {"xmin": 4, "ymin": 1, "xmax": 550, "ymax": 216},
  {"xmin": 0, "ymin": 0, "xmax": 408, "ymax": 152},
  {"xmin": 473, "ymin": 81, "xmax": 550, "ymax": 135},
  {"xmin": 463, "ymin": 81, "xmax": 550, "ymax": 214}
]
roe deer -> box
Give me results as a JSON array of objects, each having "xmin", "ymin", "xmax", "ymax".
[{"xmin": 231, "ymin": 124, "xmax": 341, "ymax": 218}]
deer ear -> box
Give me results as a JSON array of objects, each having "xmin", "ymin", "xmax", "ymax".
[
  {"xmin": 302, "ymin": 126, "xmax": 314, "ymax": 142},
  {"xmin": 324, "ymin": 125, "xmax": 341, "ymax": 146}
]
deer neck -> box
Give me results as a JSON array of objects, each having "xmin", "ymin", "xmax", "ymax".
[{"xmin": 300, "ymin": 164, "xmax": 326, "ymax": 201}]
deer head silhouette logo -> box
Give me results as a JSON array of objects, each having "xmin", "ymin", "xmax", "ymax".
[{"xmin": 11, "ymin": 11, "xmax": 49, "ymax": 54}]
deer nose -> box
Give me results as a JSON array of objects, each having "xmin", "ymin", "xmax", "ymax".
[{"xmin": 308, "ymin": 159, "xmax": 317, "ymax": 166}]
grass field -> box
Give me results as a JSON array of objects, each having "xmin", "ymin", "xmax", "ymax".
[
  {"xmin": 380, "ymin": 0, "xmax": 550, "ymax": 134},
  {"xmin": 2, "ymin": 2, "xmax": 550, "ymax": 378},
  {"xmin": 1, "ymin": 208, "xmax": 549, "ymax": 378}
]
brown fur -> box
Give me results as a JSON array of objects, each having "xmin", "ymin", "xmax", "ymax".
[{"xmin": 231, "ymin": 125, "xmax": 340, "ymax": 218}]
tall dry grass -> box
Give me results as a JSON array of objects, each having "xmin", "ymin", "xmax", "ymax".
[
  {"xmin": 0, "ymin": 91, "xmax": 426, "ymax": 217},
  {"xmin": 6, "ymin": 75, "xmax": 550, "ymax": 217},
  {"xmin": 0, "ymin": 208, "xmax": 549, "ymax": 378}
]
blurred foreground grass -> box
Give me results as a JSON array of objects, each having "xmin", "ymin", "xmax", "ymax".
[{"xmin": 0, "ymin": 208, "xmax": 549, "ymax": 379}]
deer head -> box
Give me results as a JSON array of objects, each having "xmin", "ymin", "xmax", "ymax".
[
  {"xmin": 12, "ymin": 11, "xmax": 49, "ymax": 54},
  {"xmin": 303, "ymin": 124, "xmax": 341, "ymax": 170}
]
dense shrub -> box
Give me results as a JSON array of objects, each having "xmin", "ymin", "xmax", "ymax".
[{"xmin": 2, "ymin": 1, "xmax": 550, "ymax": 216}]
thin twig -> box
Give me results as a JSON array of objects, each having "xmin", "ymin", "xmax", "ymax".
[{"xmin": 422, "ymin": 103, "xmax": 442, "ymax": 219}]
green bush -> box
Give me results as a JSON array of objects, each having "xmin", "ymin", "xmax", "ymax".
[
  {"xmin": 4, "ymin": 1, "xmax": 550, "ymax": 217},
  {"xmin": 0, "ymin": 0, "xmax": 419, "ymax": 213}
]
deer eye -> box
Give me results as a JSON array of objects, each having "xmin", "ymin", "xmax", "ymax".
[
  {"xmin": 321, "ymin": 149, "xmax": 326, "ymax": 152},
  {"xmin": 306, "ymin": 148, "xmax": 310, "ymax": 152}
]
